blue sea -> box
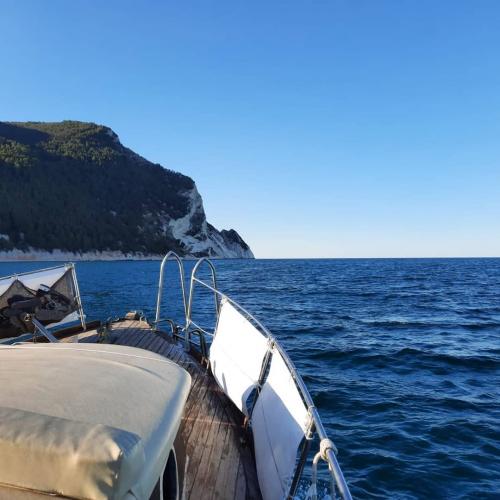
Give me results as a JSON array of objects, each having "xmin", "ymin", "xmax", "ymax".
[{"xmin": 1, "ymin": 258, "xmax": 499, "ymax": 499}]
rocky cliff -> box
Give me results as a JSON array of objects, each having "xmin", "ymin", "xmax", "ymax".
[{"xmin": 0, "ymin": 121, "xmax": 253, "ymax": 260}]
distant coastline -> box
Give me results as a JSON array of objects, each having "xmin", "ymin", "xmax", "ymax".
[{"xmin": 0, "ymin": 248, "xmax": 239, "ymax": 262}]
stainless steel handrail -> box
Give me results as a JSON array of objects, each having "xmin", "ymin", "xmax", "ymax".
[
  {"xmin": 187, "ymin": 258, "xmax": 352, "ymax": 500},
  {"xmin": 186, "ymin": 257, "xmax": 220, "ymax": 329},
  {"xmin": 187, "ymin": 318, "xmax": 214, "ymax": 337},
  {"xmin": 185, "ymin": 258, "xmax": 219, "ymax": 351},
  {"xmin": 154, "ymin": 251, "xmax": 188, "ymax": 331},
  {"xmin": 31, "ymin": 317, "xmax": 59, "ymax": 343},
  {"xmin": 69, "ymin": 263, "xmax": 86, "ymax": 331}
]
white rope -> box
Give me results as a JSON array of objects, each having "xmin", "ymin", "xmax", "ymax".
[
  {"xmin": 320, "ymin": 437, "xmax": 338, "ymax": 459},
  {"xmin": 307, "ymin": 439, "xmax": 339, "ymax": 500}
]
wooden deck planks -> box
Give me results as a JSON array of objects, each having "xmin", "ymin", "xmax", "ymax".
[{"xmin": 66, "ymin": 319, "xmax": 261, "ymax": 500}]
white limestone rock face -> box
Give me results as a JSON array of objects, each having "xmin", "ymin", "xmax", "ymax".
[
  {"xmin": 0, "ymin": 185, "xmax": 254, "ymax": 261},
  {"xmin": 166, "ymin": 186, "xmax": 254, "ymax": 259}
]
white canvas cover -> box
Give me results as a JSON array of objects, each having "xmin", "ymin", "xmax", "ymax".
[
  {"xmin": 209, "ymin": 298, "xmax": 269, "ymax": 415},
  {"xmin": 0, "ymin": 265, "xmax": 83, "ymax": 339},
  {"xmin": 0, "ymin": 266, "xmax": 68, "ymax": 295},
  {"xmin": 252, "ymin": 347, "xmax": 310, "ymax": 500}
]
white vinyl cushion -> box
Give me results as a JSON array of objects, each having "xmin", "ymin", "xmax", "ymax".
[
  {"xmin": 252, "ymin": 348, "xmax": 310, "ymax": 500},
  {"xmin": 210, "ymin": 298, "xmax": 269, "ymax": 415},
  {"xmin": 0, "ymin": 343, "xmax": 191, "ymax": 499},
  {"xmin": 0, "ymin": 407, "xmax": 144, "ymax": 499}
]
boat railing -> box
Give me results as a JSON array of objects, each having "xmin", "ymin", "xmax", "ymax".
[
  {"xmin": 154, "ymin": 251, "xmax": 188, "ymax": 332},
  {"xmin": 184, "ymin": 257, "xmax": 220, "ymax": 351},
  {"xmin": 68, "ymin": 263, "xmax": 86, "ymax": 332},
  {"xmin": 183, "ymin": 257, "xmax": 352, "ymax": 500}
]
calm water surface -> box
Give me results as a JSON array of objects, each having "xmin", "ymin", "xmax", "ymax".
[{"xmin": 1, "ymin": 258, "xmax": 499, "ymax": 499}]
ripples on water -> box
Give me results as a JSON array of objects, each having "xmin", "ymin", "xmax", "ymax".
[{"xmin": 1, "ymin": 258, "xmax": 499, "ymax": 499}]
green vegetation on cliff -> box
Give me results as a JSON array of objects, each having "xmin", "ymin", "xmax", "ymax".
[{"xmin": 0, "ymin": 121, "xmax": 195, "ymax": 254}]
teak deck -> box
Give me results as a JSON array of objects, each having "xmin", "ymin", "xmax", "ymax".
[{"xmin": 63, "ymin": 319, "xmax": 262, "ymax": 500}]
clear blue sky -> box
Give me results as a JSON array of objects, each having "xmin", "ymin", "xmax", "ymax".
[{"xmin": 1, "ymin": 1, "xmax": 499, "ymax": 258}]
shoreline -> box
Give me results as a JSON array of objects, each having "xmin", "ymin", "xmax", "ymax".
[
  {"xmin": 0, "ymin": 248, "xmax": 255, "ymax": 262},
  {"xmin": 0, "ymin": 249, "xmax": 163, "ymax": 262},
  {"xmin": 0, "ymin": 248, "xmax": 187, "ymax": 262}
]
